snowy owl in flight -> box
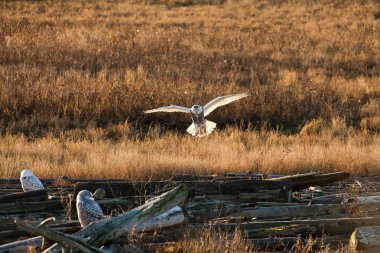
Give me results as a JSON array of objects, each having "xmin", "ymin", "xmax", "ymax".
[
  {"xmin": 144, "ymin": 93, "xmax": 249, "ymax": 137},
  {"xmin": 76, "ymin": 190, "xmax": 106, "ymax": 227},
  {"xmin": 20, "ymin": 169, "xmax": 44, "ymax": 192}
]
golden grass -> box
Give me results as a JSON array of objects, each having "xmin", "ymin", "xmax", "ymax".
[
  {"xmin": 0, "ymin": 1, "xmax": 379, "ymax": 178},
  {"xmin": 154, "ymin": 228, "xmax": 345, "ymax": 253},
  {"xmin": 0, "ymin": 0, "xmax": 380, "ymax": 136},
  {"xmin": 1, "ymin": 2, "xmax": 378, "ymax": 251},
  {"xmin": 1, "ymin": 126, "xmax": 379, "ymax": 179}
]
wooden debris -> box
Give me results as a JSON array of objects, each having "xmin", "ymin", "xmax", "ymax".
[
  {"xmin": 310, "ymin": 194, "xmax": 344, "ymax": 204},
  {"xmin": 212, "ymin": 217, "xmax": 380, "ymax": 236},
  {"xmin": 0, "ymin": 189, "xmax": 48, "ymax": 204},
  {"xmin": 270, "ymin": 172, "xmax": 350, "ymax": 191},
  {"xmin": 73, "ymin": 179, "xmax": 291, "ymax": 198},
  {"xmin": 0, "ymin": 200, "xmax": 63, "ymax": 215},
  {"xmin": 0, "ymin": 236, "xmax": 42, "ymax": 253},
  {"xmin": 231, "ymin": 199, "xmax": 380, "ymax": 220},
  {"xmin": 134, "ymin": 206, "xmax": 186, "ymax": 232},
  {"xmin": 15, "ymin": 218, "xmax": 103, "ymax": 253},
  {"xmin": 0, "ymin": 171, "xmax": 374, "ymax": 252},
  {"xmin": 44, "ymin": 184, "xmax": 188, "ymax": 253},
  {"xmin": 350, "ymin": 226, "xmax": 380, "ymax": 252},
  {"xmin": 230, "ymin": 203, "xmax": 347, "ymax": 220}
]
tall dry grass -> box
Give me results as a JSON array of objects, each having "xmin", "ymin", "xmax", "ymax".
[
  {"xmin": 153, "ymin": 228, "xmax": 346, "ymax": 253},
  {"xmin": 0, "ymin": 0, "xmax": 379, "ymax": 179},
  {"xmin": 1, "ymin": 125, "xmax": 379, "ymax": 179},
  {"xmin": 0, "ymin": 0, "xmax": 380, "ymax": 136}
]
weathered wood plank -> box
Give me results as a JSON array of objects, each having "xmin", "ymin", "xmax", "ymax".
[
  {"xmin": 273, "ymin": 172, "xmax": 350, "ymax": 191},
  {"xmin": 210, "ymin": 217, "xmax": 380, "ymax": 236},
  {"xmin": 0, "ymin": 200, "xmax": 63, "ymax": 215},
  {"xmin": 15, "ymin": 218, "xmax": 103, "ymax": 253},
  {"xmin": 73, "ymin": 179, "xmax": 291, "ymax": 198},
  {"xmin": 0, "ymin": 189, "xmax": 48, "ymax": 204},
  {"xmin": 230, "ymin": 200, "xmax": 380, "ymax": 220},
  {"xmin": 0, "ymin": 236, "xmax": 42, "ymax": 253}
]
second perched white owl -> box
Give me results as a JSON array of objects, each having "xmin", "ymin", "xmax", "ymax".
[
  {"xmin": 20, "ymin": 169, "xmax": 44, "ymax": 192},
  {"xmin": 76, "ymin": 190, "xmax": 106, "ymax": 227}
]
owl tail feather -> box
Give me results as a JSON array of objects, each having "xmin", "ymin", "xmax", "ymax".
[
  {"xmin": 186, "ymin": 120, "xmax": 217, "ymax": 137},
  {"xmin": 204, "ymin": 120, "xmax": 217, "ymax": 135}
]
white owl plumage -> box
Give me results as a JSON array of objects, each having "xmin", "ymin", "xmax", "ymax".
[
  {"xmin": 144, "ymin": 93, "xmax": 249, "ymax": 137},
  {"xmin": 20, "ymin": 169, "xmax": 44, "ymax": 192},
  {"xmin": 76, "ymin": 190, "xmax": 105, "ymax": 227}
]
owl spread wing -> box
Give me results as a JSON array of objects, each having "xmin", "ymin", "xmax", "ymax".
[
  {"xmin": 144, "ymin": 105, "xmax": 191, "ymax": 114},
  {"xmin": 203, "ymin": 93, "xmax": 249, "ymax": 116}
]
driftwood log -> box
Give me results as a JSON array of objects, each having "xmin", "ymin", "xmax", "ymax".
[
  {"xmin": 0, "ymin": 189, "xmax": 48, "ymax": 204},
  {"xmin": 211, "ymin": 216, "xmax": 380, "ymax": 236},
  {"xmin": 0, "ymin": 236, "xmax": 43, "ymax": 253},
  {"xmin": 230, "ymin": 200, "xmax": 380, "ymax": 220},
  {"xmin": 0, "ymin": 171, "xmax": 366, "ymax": 252},
  {"xmin": 44, "ymin": 184, "xmax": 188, "ymax": 253},
  {"xmin": 349, "ymin": 226, "xmax": 380, "ymax": 252},
  {"xmin": 270, "ymin": 172, "xmax": 350, "ymax": 191},
  {"xmin": 0, "ymin": 200, "xmax": 64, "ymax": 215},
  {"xmin": 135, "ymin": 206, "xmax": 185, "ymax": 232},
  {"xmin": 73, "ymin": 179, "xmax": 291, "ymax": 198},
  {"xmin": 15, "ymin": 218, "xmax": 103, "ymax": 253}
]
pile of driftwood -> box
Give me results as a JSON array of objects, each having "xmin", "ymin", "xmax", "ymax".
[{"xmin": 0, "ymin": 171, "xmax": 380, "ymax": 252}]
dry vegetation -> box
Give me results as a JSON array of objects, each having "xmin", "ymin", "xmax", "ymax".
[
  {"xmin": 0, "ymin": 0, "xmax": 380, "ymax": 180},
  {"xmin": 0, "ymin": 126, "xmax": 379, "ymax": 179},
  {"xmin": 159, "ymin": 229, "xmax": 344, "ymax": 253}
]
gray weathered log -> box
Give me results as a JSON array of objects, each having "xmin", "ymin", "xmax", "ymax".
[
  {"xmin": 352, "ymin": 195, "xmax": 380, "ymax": 204},
  {"xmin": 230, "ymin": 200, "xmax": 380, "ymax": 220},
  {"xmin": 349, "ymin": 226, "xmax": 380, "ymax": 252},
  {"xmin": 0, "ymin": 236, "xmax": 42, "ymax": 253},
  {"xmin": 231, "ymin": 204, "xmax": 347, "ymax": 219},
  {"xmin": 310, "ymin": 194, "xmax": 344, "ymax": 204},
  {"xmin": 74, "ymin": 179, "xmax": 290, "ymax": 198},
  {"xmin": 269, "ymin": 172, "xmax": 318, "ymax": 182},
  {"xmin": 0, "ymin": 189, "xmax": 48, "ymax": 204},
  {"xmin": 210, "ymin": 217, "xmax": 380, "ymax": 236},
  {"xmin": 0, "ymin": 200, "xmax": 63, "ymax": 215},
  {"xmin": 15, "ymin": 218, "xmax": 103, "ymax": 253},
  {"xmin": 0, "ymin": 223, "xmax": 80, "ymax": 243},
  {"xmin": 184, "ymin": 195, "xmax": 380, "ymax": 222},
  {"xmin": 270, "ymin": 172, "xmax": 350, "ymax": 191},
  {"xmin": 134, "ymin": 206, "xmax": 186, "ymax": 232},
  {"xmin": 45, "ymin": 184, "xmax": 188, "ymax": 253}
]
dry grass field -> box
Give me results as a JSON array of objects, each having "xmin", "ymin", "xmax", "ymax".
[
  {"xmin": 2, "ymin": 1, "xmax": 380, "ymax": 251},
  {"xmin": 0, "ymin": 126, "xmax": 379, "ymax": 179},
  {"xmin": 0, "ymin": 0, "xmax": 380, "ymax": 181}
]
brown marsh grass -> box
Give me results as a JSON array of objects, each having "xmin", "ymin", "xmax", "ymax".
[
  {"xmin": 0, "ymin": 0, "xmax": 379, "ymax": 179},
  {"xmin": 153, "ymin": 228, "xmax": 346, "ymax": 253},
  {"xmin": 1, "ymin": 3, "xmax": 378, "ymax": 251},
  {"xmin": 1, "ymin": 125, "xmax": 379, "ymax": 179},
  {"xmin": 1, "ymin": 0, "xmax": 380, "ymax": 136}
]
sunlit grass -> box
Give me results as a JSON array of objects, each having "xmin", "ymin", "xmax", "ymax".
[{"xmin": 1, "ymin": 126, "xmax": 379, "ymax": 179}]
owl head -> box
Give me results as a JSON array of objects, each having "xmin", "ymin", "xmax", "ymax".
[
  {"xmin": 20, "ymin": 169, "xmax": 34, "ymax": 178},
  {"xmin": 77, "ymin": 190, "xmax": 95, "ymax": 201},
  {"xmin": 191, "ymin": 105, "xmax": 203, "ymax": 115}
]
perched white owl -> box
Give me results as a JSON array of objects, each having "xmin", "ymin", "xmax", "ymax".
[
  {"xmin": 144, "ymin": 93, "xmax": 249, "ymax": 137},
  {"xmin": 76, "ymin": 190, "xmax": 106, "ymax": 227},
  {"xmin": 20, "ymin": 169, "xmax": 44, "ymax": 192}
]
